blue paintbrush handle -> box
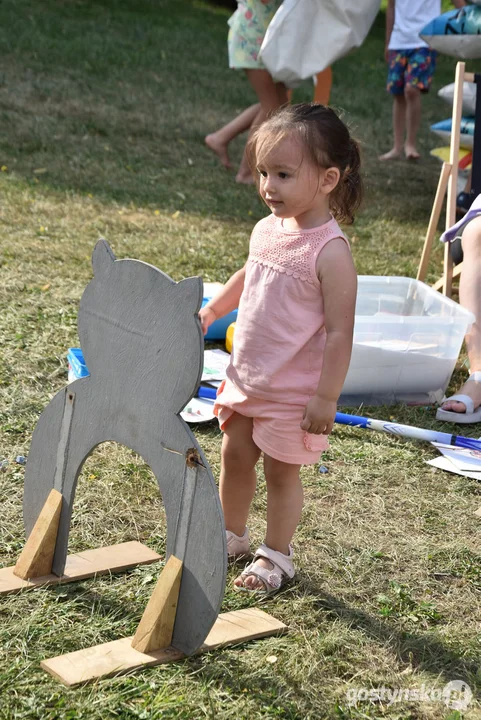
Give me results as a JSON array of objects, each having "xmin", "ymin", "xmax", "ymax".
[{"xmin": 335, "ymin": 411, "xmax": 481, "ymax": 452}]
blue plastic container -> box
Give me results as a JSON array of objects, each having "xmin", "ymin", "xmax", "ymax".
[{"xmin": 67, "ymin": 347, "xmax": 90, "ymax": 381}]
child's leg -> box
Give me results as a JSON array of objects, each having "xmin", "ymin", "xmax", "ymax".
[
  {"xmin": 234, "ymin": 454, "xmax": 302, "ymax": 590},
  {"xmin": 220, "ymin": 412, "xmax": 261, "ymax": 537},
  {"xmin": 404, "ymin": 84, "xmax": 421, "ymax": 159},
  {"xmin": 379, "ymin": 95, "xmax": 406, "ymax": 161},
  {"xmin": 236, "ymin": 69, "xmax": 288, "ymax": 184},
  {"xmin": 205, "ymin": 104, "xmax": 260, "ymax": 169}
]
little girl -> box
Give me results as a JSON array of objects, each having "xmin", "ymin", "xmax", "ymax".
[{"xmin": 200, "ymin": 103, "xmax": 362, "ymax": 595}]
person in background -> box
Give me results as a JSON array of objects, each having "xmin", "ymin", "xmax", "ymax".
[
  {"xmin": 437, "ymin": 195, "xmax": 481, "ymax": 423},
  {"xmin": 205, "ymin": 0, "xmax": 287, "ymax": 184},
  {"xmin": 379, "ymin": 0, "xmax": 465, "ymax": 162}
]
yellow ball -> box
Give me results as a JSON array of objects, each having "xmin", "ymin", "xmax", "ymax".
[{"xmin": 226, "ymin": 322, "xmax": 236, "ymax": 353}]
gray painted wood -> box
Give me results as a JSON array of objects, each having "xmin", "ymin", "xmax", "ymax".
[{"xmin": 22, "ymin": 240, "xmax": 227, "ymax": 655}]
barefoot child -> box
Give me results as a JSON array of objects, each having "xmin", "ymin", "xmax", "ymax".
[
  {"xmin": 199, "ymin": 104, "xmax": 362, "ymax": 594},
  {"xmin": 379, "ymin": 0, "xmax": 465, "ymax": 162}
]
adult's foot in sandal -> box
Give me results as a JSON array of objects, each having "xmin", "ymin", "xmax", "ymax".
[{"xmin": 440, "ymin": 374, "xmax": 481, "ymax": 414}]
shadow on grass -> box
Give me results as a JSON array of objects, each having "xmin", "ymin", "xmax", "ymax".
[{"xmin": 305, "ymin": 584, "xmax": 479, "ymax": 690}]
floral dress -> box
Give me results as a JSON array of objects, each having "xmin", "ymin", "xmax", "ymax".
[{"xmin": 228, "ymin": 0, "xmax": 283, "ymax": 70}]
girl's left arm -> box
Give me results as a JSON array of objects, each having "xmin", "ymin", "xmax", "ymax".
[{"xmin": 300, "ymin": 238, "xmax": 357, "ymax": 435}]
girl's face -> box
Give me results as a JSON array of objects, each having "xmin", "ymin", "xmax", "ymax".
[{"xmin": 256, "ymin": 135, "xmax": 339, "ymax": 227}]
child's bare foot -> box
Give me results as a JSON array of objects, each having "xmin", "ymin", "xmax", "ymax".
[
  {"xmin": 205, "ymin": 133, "xmax": 231, "ymax": 169},
  {"xmin": 235, "ymin": 170, "xmax": 255, "ymax": 185},
  {"xmin": 405, "ymin": 145, "xmax": 420, "ymax": 160},
  {"xmin": 379, "ymin": 148, "xmax": 402, "ymax": 161}
]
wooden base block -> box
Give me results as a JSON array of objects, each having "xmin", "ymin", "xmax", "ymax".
[
  {"xmin": 14, "ymin": 488, "xmax": 63, "ymax": 580},
  {"xmin": 0, "ymin": 541, "xmax": 161, "ymax": 595},
  {"xmin": 41, "ymin": 608, "xmax": 287, "ymax": 686},
  {"xmin": 132, "ymin": 555, "xmax": 183, "ymax": 653}
]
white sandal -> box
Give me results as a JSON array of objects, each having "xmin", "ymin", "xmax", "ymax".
[
  {"xmin": 436, "ymin": 372, "xmax": 481, "ymax": 424},
  {"xmin": 226, "ymin": 528, "xmax": 250, "ymax": 559},
  {"xmin": 234, "ymin": 543, "xmax": 295, "ymax": 596}
]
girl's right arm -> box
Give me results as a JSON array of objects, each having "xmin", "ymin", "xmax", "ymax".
[{"xmin": 198, "ymin": 265, "xmax": 246, "ymax": 335}]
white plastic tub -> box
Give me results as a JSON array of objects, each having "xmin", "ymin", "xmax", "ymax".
[{"xmin": 339, "ymin": 276, "xmax": 475, "ymax": 406}]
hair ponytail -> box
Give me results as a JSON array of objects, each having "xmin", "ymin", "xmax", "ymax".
[{"xmin": 330, "ymin": 136, "xmax": 363, "ymax": 225}]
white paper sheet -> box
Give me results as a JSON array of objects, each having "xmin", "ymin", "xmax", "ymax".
[
  {"xmin": 431, "ymin": 442, "xmax": 481, "ymax": 472},
  {"xmin": 426, "ymin": 455, "xmax": 481, "ymax": 480},
  {"xmin": 201, "ymin": 349, "xmax": 230, "ymax": 382}
]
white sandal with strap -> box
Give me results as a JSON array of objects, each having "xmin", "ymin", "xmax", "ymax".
[
  {"xmin": 436, "ymin": 372, "xmax": 481, "ymax": 424},
  {"xmin": 234, "ymin": 543, "xmax": 295, "ymax": 595},
  {"xmin": 226, "ymin": 528, "xmax": 250, "ymax": 560}
]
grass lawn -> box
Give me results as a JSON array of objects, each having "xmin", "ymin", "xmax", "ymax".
[{"xmin": 1, "ymin": 1, "xmax": 481, "ymax": 718}]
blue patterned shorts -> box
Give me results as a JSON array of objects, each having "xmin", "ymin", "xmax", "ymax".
[{"xmin": 387, "ymin": 47, "xmax": 437, "ymax": 95}]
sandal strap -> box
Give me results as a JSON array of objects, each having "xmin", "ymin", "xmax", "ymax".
[
  {"xmin": 469, "ymin": 371, "xmax": 481, "ymax": 383},
  {"xmin": 254, "ymin": 544, "xmax": 295, "ymax": 579},
  {"xmin": 240, "ymin": 563, "xmax": 284, "ymax": 591}
]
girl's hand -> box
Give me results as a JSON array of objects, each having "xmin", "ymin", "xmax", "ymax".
[
  {"xmin": 198, "ymin": 306, "xmax": 217, "ymax": 335},
  {"xmin": 300, "ymin": 395, "xmax": 337, "ymax": 436}
]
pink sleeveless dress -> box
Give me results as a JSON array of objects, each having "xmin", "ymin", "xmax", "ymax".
[{"xmin": 215, "ymin": 213, "xmax": 350, "ymax": 465}]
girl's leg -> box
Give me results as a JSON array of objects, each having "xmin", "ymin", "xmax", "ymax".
[
  {"xmin": 379, "ymin": 94, "xmax": 406, "ymax": 161},
  {"xmin": 236, "ymin": 69, "xmax": 288, "ymax": 184},
  {"xmin": 205, "ymin": 104, "xmax": 260, "ymax": 169},
  {"xmin": 234, "ymin": 454, "xmax": 302, "ymax": 590},
  {"xmin": 220, "ymin": 412, "xmax": 262, "ymax": 537}
]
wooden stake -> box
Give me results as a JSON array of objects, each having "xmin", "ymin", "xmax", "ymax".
[
  {"xmin": 443, "ymin": 61, "xmax": 465, "ymax": 298},
  {"xmin": 13, "ymin": 489, "xmax": 62, "ymax": 580},
  {"xmin": 131, "ymin": 554, "xmax": 183, "ymax": 653},
  {"xmin": 417, "ymin": 162, "xmax": 452, "ymax": 282}
]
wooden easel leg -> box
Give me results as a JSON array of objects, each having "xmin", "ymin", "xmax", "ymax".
[
  {"xmin": 443, "ymin": 61, "xmax": 465, "ymax": 297},
  {"xmin": 131, "ymin": 555, "xmax": 183, "ymax": 653},
  {"xmin": 13, "ymin": 489, "xmax": 62, "ymax": 580},
  {"xmin": 417, "ymin": 162, "xmax": 452, "ymax": 282}
]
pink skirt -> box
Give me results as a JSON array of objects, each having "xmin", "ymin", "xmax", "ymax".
[{"xmin": 214, "ymin": 379, "xmax": 328, "ymax": 466}]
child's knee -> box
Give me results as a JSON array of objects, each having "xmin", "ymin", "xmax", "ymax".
[
  {"xmin": 264, "ymin": 456, "xmax": 301, "ymax": 487},
  {"xmin": 404, "ymin": 84, "xmax": 420, "ymax": 100}
]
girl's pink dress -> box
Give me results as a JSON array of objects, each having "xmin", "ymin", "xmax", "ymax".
[{"xmin": 215, "ymin": 213, "xmax": 350, "ymax": 465}]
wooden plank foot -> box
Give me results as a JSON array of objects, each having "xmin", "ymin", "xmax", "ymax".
[
  {"xmin": 132, "ymin": 554, "xmax": 183, "ymax": 653},
  {"xmin": 0, "ymin": 541, "xmax": 161, "ymax": 595},
  {"xmin": 41, "ymin": 608, "xmax": 287, "ymax": 687},
  {"xmin": 14, "ymin": 489, "xmax": 63, "ymax": 580}
]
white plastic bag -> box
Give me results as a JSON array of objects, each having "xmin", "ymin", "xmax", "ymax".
[{"xmin": 259, "ymin": 0, "xmax": 381, "ymax": 87}]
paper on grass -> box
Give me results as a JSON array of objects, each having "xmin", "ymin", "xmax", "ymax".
[
  {"xmin": 202, "ymin": 349, "xmax": 230, "ymax": 382},
  {"xmin": 180, "ymin": 397, "xmax": 216, "ymax": 424},
  {"xmin": 431, "ymin": 442, "xmax": 481, "ymax": 472},
  {"xmin": 427, "ymin": 454, "xmax": 481, "ymax": 481}
]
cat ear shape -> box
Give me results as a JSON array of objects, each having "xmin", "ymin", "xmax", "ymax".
[
  {"xmin": 92, "ymin": 239, "xmax": 116, "ymax": 276},
  {"xmin": 178, "ymin": 276, "xmax": 203, "ymax": 313}
]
